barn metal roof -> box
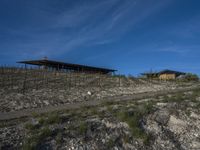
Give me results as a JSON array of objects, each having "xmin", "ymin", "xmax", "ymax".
[
  {"xmin": 142, "ymin": 69, "xmax": 186, "ymax": 76},
  {"xmin": 17, "ymin": 59, "xmax": 116, "ymax": 73}
]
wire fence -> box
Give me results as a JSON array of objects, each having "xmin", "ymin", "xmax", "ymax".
[
  {"xmin": 0, "ymin": 66, "xmax": 124, "ymax": 94},
  {"xmin": 0, "ymin": 66, "xmax": 175, "ymax": 95}
]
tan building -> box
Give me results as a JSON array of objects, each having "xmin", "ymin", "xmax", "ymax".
[
  {"xmin": 159, "ymin": 73, "xmax": 176, "ymax": 80},
  {"xmin": 142, "ymin": 69, "xmax": 186, "ymax": 80}
]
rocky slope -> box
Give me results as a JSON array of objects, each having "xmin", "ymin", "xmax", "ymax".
[
  {"xmin": 1, "ymin": 68, "xmax": 198, "ymax": 113},
  {"xmin": 0, "ymin": 73, "xmax": 196, "ymax": 113},
  {"xmin": 0, "ymin": 88, "xmax": 200, "ymax": 150}
]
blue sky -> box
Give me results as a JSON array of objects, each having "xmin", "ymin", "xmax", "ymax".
[{"xmin": 0, "ymin": 0, "xmax": 200, "ymax": 76}]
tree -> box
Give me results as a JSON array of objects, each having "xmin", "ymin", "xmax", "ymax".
[{"xmin": 184, "ymin": 73, "xmax": 199, "ymax": 81}]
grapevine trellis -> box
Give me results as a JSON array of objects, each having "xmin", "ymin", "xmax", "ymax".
[
  {"xmin": 0, "ymin": 66, "xmax": 170, "ymax": 94},
  {"xmin": 0, "ymin": 66, "xmax": 123, "ymax": 94}
]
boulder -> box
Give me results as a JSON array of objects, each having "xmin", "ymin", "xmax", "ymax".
[{"xmin": 154, "ymin": 109, "xmax": 170, "ymax": 125}]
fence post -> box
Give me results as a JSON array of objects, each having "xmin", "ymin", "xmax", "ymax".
[
  {"xmin": 99, "ymin": 74, "xmax": 102, "ymax": 87},
  {"xmin": 119, "ymin": 74, "xmax": 121, "ymax": 87},
  {"xmin": 69, "ymin": 72, "xmax": 71, "ymax": 89},
  {"xmin": 2, "ymin": 66, "xmax": 4, "ymax": 87},
  {"xmin": 22, "ymin": 64, "xmax": 27, "ymax": 94}
]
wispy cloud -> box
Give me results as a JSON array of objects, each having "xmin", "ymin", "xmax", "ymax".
[
  {"xmin": 153, "ymin": 44, "xmax": 200, "ymax": 56},
  {"xmin": 0, "ymin": 0, "xmax": 173, "ymax": 59},
  {"xmin": 158, "ymin": 46, "xmax": 192, "ymax": 54},
  {"xmin": 168, "ymin": 15, "xmax": 200, "ymax": 39}
]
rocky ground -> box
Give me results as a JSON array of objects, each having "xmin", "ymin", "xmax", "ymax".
[
  {"xmin": 0, "ymin": 74, "xmax": 196, "ymax": 113},
  {"xmin": 0, "ymin": 88, "xmax": 200, "ymax": 150}
]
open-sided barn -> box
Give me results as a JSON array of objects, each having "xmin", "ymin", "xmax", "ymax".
[{"xmin": 17, "ymin": 58, "xmax": 116, "ymax": 74}]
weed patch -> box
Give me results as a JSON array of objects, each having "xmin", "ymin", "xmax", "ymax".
[
  {"xmin": 25, "ymin": 123, "xmax": 39, "ymax": 131},
  {"xmin": 78, "ymin": 121, "xmax": 87, "ymax": 135},
  {"xmin": 108, "ymin": 102, "xmax": 154, "ymax": 143},
  {"xmin": 107, "ymin": 138, "xmax": 115, "ymax": 148},
  {"xmin": 23, "ymin": 126, "xmax": 52, "ymax": 150}
]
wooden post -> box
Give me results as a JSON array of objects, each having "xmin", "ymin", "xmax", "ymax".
[
  {"xmin": 119, "ymin": 74, "xmax": 121, "ymax": 87},
  {"xmin": 22, "ymin": 64, "xmax": 27, "ymax": 94},
  {"xmin": 2, "ymin": 66, "xmax": 4, "ymax": 87},
  {"xmin": 99, "ymin": 74, "xmax": 101, "ymax": 87},
  {"xmin": 69, "ymin": 72, "xmax": 71, "ymax": 88}
]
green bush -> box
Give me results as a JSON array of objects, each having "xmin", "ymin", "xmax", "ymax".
[
  {"xmin": 107, "ymin": 138, "xmax": 115, "ymax": 148},
  {"xmin": 183, "ymin": 73, "xmax": 199, "ymax": 81},
  {"xmin": 78, "ymin": 121, "xmax": 87, "ymax": 135},
  {"xmin": 25, "ymin": 123, "xmax": 39, "ymax": 131},
  {"xmin": 38, "ymin": 113, "xmax": 61, "ymax": 125},
  {"xmin": 56, "ymin": 132, "xmax": 63, "ymax": 144},
  {"xmin": 23, "ymin": 126, "xmax": 52, "ymax": 150},
  {"xmin": 113, "ymin": 102, "xmax": 154, "ymax": 142},
  {"xmin": 162, "ymin": 92, "xmax": 185, "ymax": 103},
  {"xmin": 46, "ymin": 113, "xmax": 61, "ymax": 124}
]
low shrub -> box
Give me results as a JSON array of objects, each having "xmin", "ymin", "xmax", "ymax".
[
  {"xmin": 78, "ymin": 121, "xmax": 87, "ymax": 135},
  {"xmin": 23, "ymin": 126, "xmax": 52, "ymax": 150},
  {"xmin": 112, "ymin": 102, "xmax": 154, "ymax": 143}
]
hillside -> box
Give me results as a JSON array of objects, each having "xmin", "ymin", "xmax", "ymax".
[
  {"xmin": 0, "ymin": 88, "xmax": 200, "ymax": 149},
  {"xmin": 0, "ymin": 67, "xmax": 197, "ymax": 113},
  {"xmin": 0, "ymin": 68, "xmax": 200, "ymax": 149}
]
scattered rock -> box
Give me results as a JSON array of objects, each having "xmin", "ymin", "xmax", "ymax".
[{"xmin": 154, "ymin": 109, "xmax": 170, "ymax": 125}]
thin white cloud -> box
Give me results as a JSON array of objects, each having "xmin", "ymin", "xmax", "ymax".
[
  {"xmin": 56, "ymin": 0, "xmax": 173, "ymax": 52},
  {"xmin": 158, "ymin": 45, "xmax": 199, "ymax": 53},
  {"xmin": 1, "ymin": 0, "xmax": 173, "ymax": 58},
  {"xmin": 166, "ymin": 14, "xmax": 200, "ymax": 39}
]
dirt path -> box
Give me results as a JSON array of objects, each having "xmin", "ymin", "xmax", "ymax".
[{"xmin": 0, "ymin": 85, "xmax": 199, "ymax": 121}]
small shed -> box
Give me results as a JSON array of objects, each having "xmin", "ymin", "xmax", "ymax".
[
  {"xmin": 158, "ymin": 70, "xmax": 186, "ymax": 80},
  {"xmin": 142, "ymin": 69, "xmax": 186, "ymax": 80}
]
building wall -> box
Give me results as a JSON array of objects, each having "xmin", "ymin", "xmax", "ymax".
[{"xmin": 159, "ymin": 74, "xmax": 176, "ymax": 80}]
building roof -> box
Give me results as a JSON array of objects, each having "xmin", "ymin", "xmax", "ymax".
[
  {"xmin": 158, "ymin": 69, "xmax": 186, "ymax": 75},
  {"xmin": 142, "ymin": 69, "xmax": 186, "ymax": 76},
  {"xmin": 141, "ymin": 72, "xmax": 159, "ymax": 76},
  {"xmin": 17, "ymin": 59, "xmax": 116, "ymax": 73}
]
